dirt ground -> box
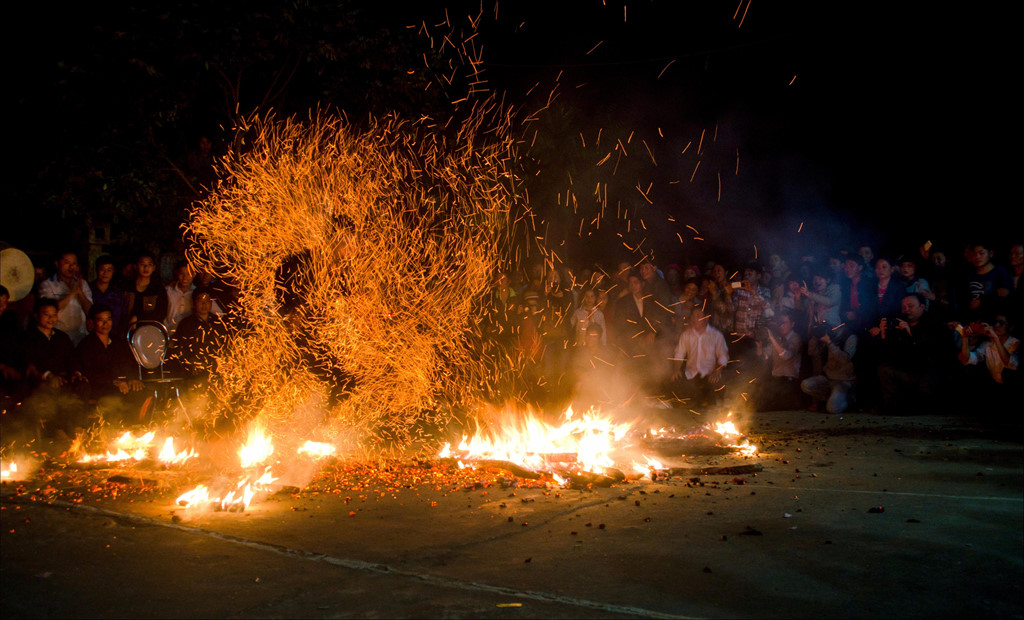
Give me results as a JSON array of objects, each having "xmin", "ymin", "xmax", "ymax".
[{"xmin": 3, "ymin": 410, "xmax": 1022, "ymax": 619}]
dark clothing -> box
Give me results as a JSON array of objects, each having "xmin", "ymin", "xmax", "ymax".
[
  {"xmin": 840, "ymin": 276, "xmax": 874, "ymax": 330},
  {"xmin": 125, "ymin": 281, "xmax": 168, "ymax": 324},
  {"xmin": 0, "ymin": 310, "xmax": 22, "ymax": 368},
  {"xmin": 864, "ymin": 279, "xmax": 908, "ymax": 327},
  {"xmin": 875, "ymin": 316, "xmax": 955, "ymax": 412},
  {"xmin": 22, "ymin": 327, "xmax": 78, "ymax": 378},
  {"xmin": 91, "ymin": 282, "xmax": 128, "ymax": 332},
  {"xmin": 612, "ymin": 294, "xmax": 671, "ymax": 353},
  {"xmin": 961, "ymin": 265, "xmax": 1013, "ymax": 321},
  {"xmin": 169, "ymin": 314, "xmax": 228, "ymax": 377},
  {"xmin": 75, "ymin": 333, "xmax": 140, "ymax": 400}
]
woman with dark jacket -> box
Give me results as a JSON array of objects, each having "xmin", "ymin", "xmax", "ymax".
[{"xmin": 124, "ymin": 252, "xmax": 168, "ymax": 328}]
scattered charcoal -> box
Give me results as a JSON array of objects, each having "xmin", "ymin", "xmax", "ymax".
[
  {"xmin": 740, "ymin": 526, "xmax": 763, "ymax": 536},
  {"xmin": 867, "ymin": 506, "xmax": 885, "ymax": 514},
  {"xmin": 906, "ymin": 518, "xmax": 921, "ymax": 523},
  {"xmin": 598, "ymin": 523, "xmax": 606, "ymax": 530},
  {"xmin": 703, "ymin": 566, "xmax": 712, "ymax": 573}
]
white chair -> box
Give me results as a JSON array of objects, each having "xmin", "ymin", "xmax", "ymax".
[{"xmin": 126, "ymin": 321, "xmax": 187, "ymax": 424}]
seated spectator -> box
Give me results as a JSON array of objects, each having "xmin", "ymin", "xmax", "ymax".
[
  {"xmin": 22, "ymin": 298, "xmax": 82, "ymax": 387},
  {"xmin": 802, "ymin": 266, "xmax": 842, "ymax": 376},
  {"xmin": 75, "ymin": 304, "xmax": 145, "ymax": 419},
  {"xmin": 704, "ymin": 263, "xmax": 735, "ymax": 335},
  {"xmin": 20, "ymin": 298, "xmax": 88, "ymax": 435},
  {"xmin": 866, "ymin": 257, "xmax": 908, "ymax": 326},
  {"xmin": 571, "ymin": 288, "xmax": 607, "ymax": 346},
  {"xmin": 639, "ymin": 257, "xmax": 675, "ymax": 313},
  {"xmin": 755, "ymin": 310, "xmax": 804, "ymax": 411},
  {"xmin": 731, "ymin": 261, "xmax": 772, "ymax": 385},
  {"xmin": 956, "ymin": 313, "xmax": 1019, "ymax": 412},
  {"xmin": 875, "ymin": 294, "xmax": 953, "ymax": 413},
  {"xmin": 167, "ymin": 288, "xmax": 229, "ymax": 383},
  {"xmin": 38, "ymin": 250, "xmax": 93, "ymax": 345},
  {"xmin": 572, "ymin": 323, "xmax": 628, "ymax": 409},
  {"xmin": 673, "ymin": 278, "xmax": 700, "ymax": 332},
  {"xmin": 1007, "ymin": 242, "xmax": 1023, "ymax": 335},
  {"xmin": 959, "ymin": 242, "xmax": 1012, "ymax": 322},
  {"xmin": 613, "ymin": 269, "xmax": 673, "ymax": 385},
  {"xmin": 125, "ymin": 251, "xmax": 168, "ymax": 327},
  {"xmin": 857, "ymin": 245, "xmax": 877, "ymax": 272},
  {"xmin": 194, "ymin": 268, "xmax": 230, "ymax": 315},
  {"xmin": 801, "ymin": 323, "xmax": 859, "ymax": 414},
  {"xmin": 0, "ymin": 286, "xmax": 24, "ymax": 399},
  {"xmin": 164, "ymin": 261, "xmax": 196, "ymax": 336},
  {"xmin": 898, "ymin": 256, "xmax": 934, "ymax": 311},
  {"xmin": 839, "ymin": 254, "xmax": 873, "ymax": 331},
  {"xmin": 669, "ymin": 301, "xmax": 730, "ymax": 411},
  {"xmin": 540, "ymin": 268, "xmax": 575, "ymax": 398},
  {"xmin": 927, "ymin": 249, "xmax": 957, "ymax": 319},
  {"xmin": 484, "ymin": 270, "xmax": 518, "ymax": 349},
  {"xmin": 90, "ymin": 255, "xmax": 127, "ymax": 333}
]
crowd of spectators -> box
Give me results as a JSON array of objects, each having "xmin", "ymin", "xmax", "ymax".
[
  {"xmin": 1, "ymin": 235, "xmax": 1020, "ymax": 437},
  {"xmin": 1, "ymin": 250, "xmax": 234, "ymax": 437},
  {"xmin": 482, "ymin": 238, "xmax": 1022, "ymax": 420}
]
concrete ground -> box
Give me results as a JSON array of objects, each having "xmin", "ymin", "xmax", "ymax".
[{"xmin": 2, "ymin": 410, "xmax": 1022, "ymax": 619}]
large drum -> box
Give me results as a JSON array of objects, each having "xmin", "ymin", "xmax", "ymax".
[{"xmin": 0, "ymin": 246, "xmax": 34, "ymax": 302}]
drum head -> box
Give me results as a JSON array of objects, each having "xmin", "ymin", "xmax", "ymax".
[{"xmin": 0, "ymin": 247, "xmax": 34, "ymax": 302}]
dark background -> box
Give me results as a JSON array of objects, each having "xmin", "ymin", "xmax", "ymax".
[{"xmin": 8, "ymin": 1, "xmax": 1016, "ymax": 272}]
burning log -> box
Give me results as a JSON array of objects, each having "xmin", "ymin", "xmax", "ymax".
[
  {"xmin": 665, "ymin": 464, "xmax": 764, "ymax": 476},
  {"xmin": 439, "ymin": 457, "xmax": 542, "ymax": 480},
  {"xmin": 567, "ymin": 469, "xmax": 624, "ymax": 489}
]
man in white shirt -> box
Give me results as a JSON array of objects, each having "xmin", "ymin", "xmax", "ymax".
[
  {"xmin": 670, "ymin": 301, "xmax": 730, "ymax": 409},
  {"xmin": 38, "ymin": 251, "xmax": 93, "ymax": 345},
  {"xmin": 164, "ymin": 261, "xmax": 195, "ymax": 336}
]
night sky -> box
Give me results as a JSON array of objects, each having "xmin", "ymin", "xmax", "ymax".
[{"xmin": 10, "ymin": 1, "xmax": 1015, "ymax": 267}]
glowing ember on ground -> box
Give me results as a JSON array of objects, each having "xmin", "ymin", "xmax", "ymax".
[
  {"xmin": 298, "ymin": 441, "xmax": 338, "ymax": 459},
  {"xmin": 2, "ymin": 459, "xmax": 31, "ymax": 482}
]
